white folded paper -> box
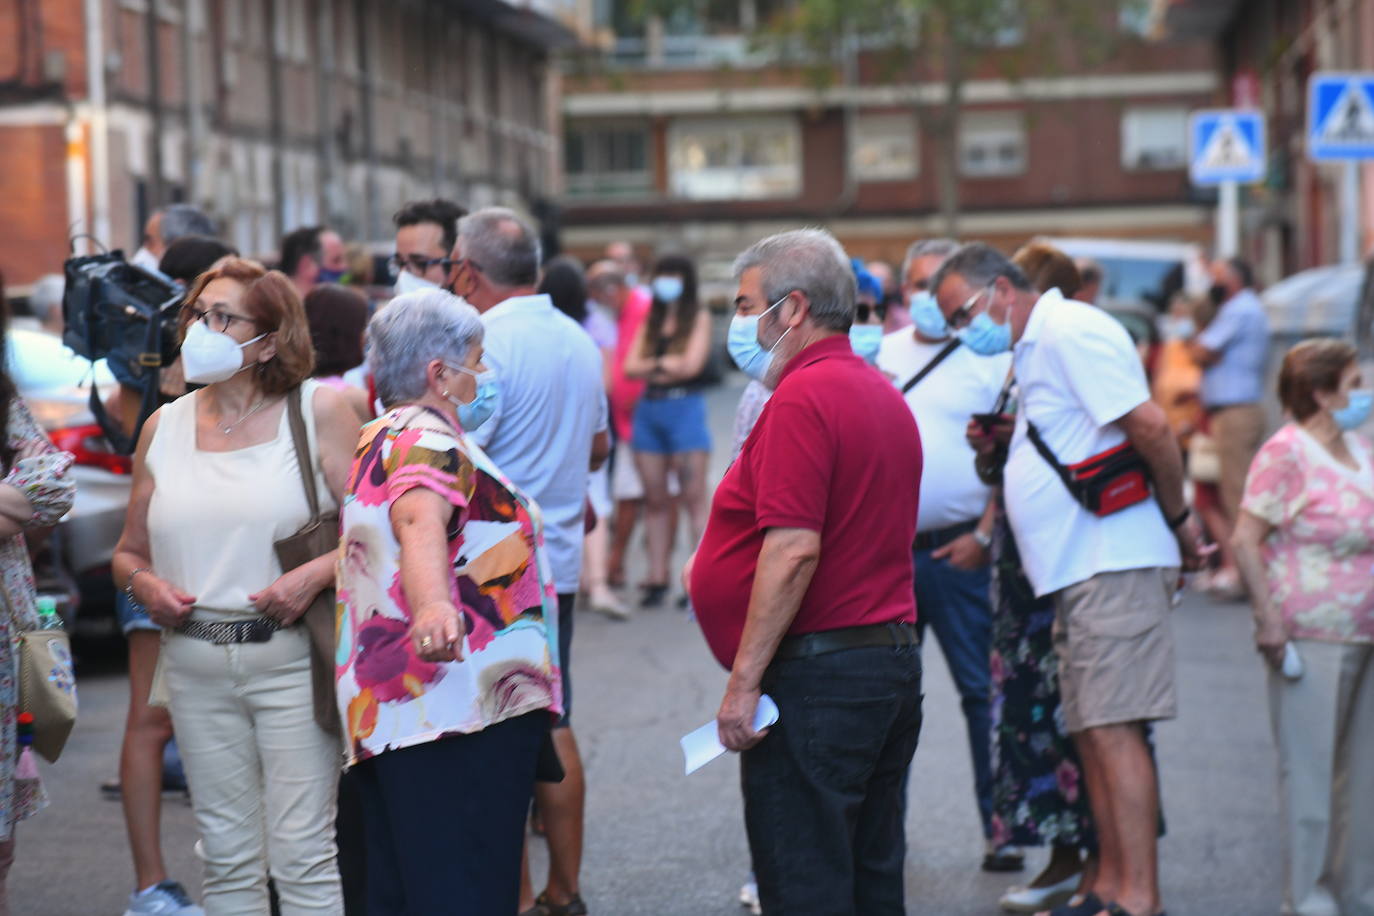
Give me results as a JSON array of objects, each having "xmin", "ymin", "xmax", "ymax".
[{"xmin": 679, "ymin": 694, "xmax": 780, "ymax": 775}]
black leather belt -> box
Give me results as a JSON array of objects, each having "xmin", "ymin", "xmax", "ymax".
[
  {"xmin": 913, "ymin": 519, "xmax": 977, "ymax": 552},
  {"xmin": 177, "ymin": 616, "xmax": 283, "ymax": 645},
  {"xmin": 774, "ymin": 622, "xmax": 918, "ymax": 660}
]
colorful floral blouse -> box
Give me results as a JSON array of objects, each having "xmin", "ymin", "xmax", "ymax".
[
  {"xmin": 0, "ymin": 397, "xmax": 75, "ymax": 839},
  {"xmin": 335, "ymin": 405, "xmax": 561, "ymax": 768},
  {"xmin": 1241, "ymin": 423, "xmax": 1374, "ymax": 644}
]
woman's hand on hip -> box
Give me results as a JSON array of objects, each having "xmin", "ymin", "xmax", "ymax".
[
  {"xmin": 410, "ymin": 601, "xmax": 466, "ymax": 663},
  {"xmin": 249, "ymin": 565, "xmax": 323, "ymax": 627},
  {"xmin": 141, "ymin": 577, "xmax": 197, "ymax": 628}
]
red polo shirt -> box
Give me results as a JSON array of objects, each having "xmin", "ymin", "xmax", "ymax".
[{"xmin": 690, "ymin": 335, "xmax": 922, "ymax": 669}]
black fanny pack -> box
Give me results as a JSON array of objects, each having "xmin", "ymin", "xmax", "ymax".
[{"xmin": 1026, "ymin": 422, "xmax": 1152, "ymax": 517}]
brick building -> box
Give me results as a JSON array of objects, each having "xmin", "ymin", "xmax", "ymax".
[
  {"xmin": 0, "ymin": 0, "xmax": 583, "ymax": 291},
  {"xmin": 1156, "ymin": 0, "xmax": 1374, "ymax": 276},
  {"xmin": 558, "ymin": 2, "xmax": 1221, "ymax": 285}
]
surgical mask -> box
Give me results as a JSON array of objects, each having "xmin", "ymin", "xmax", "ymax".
[
  {"xmin": 317, "ymin": 268, "xmax": 346, "ymax": 284},
  {"xmin": 849, "ymin": 325, "xmax": 883, "ymax": 364},
  {"xmin": 727, "ymin": 296, "xmax": 790, "ymax": 383},
  {"xmin": 1332, "ymin": 389, "xmax": 1374, "ymax": 431},
  {"xmin": 180, "ymin": 320, "xmax": 267, "ymax": 385},
  {"xmin": 446, "ymin": 364, "xmax": 499, "ymax": 431},
  {"xmin": 394, "ymin": 269, "xmax": 438, "ymax": 296},
  {"xmin": 956, "ymin": 289, "xmax": 1013, "ymax": 356},
  {"xmin": 908, "ymin": 291, "xmax": 949, "ymax": 339},
  {"xmin": 652, "ymin": 275, "xmax": 683, "ymax": 303},
  {"xmin": 625, "ymin": 272, "xmax": 639, "ymax": 289},
  {"xmin": 130, "ymin": 247, "xmax": 162, "ymax": 274},
  {"xmin": 1161, "ymin": 317, "xmax": 1196, "ymax": 341}
]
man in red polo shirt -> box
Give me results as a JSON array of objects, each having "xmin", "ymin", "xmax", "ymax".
[{"xmin": 687, "ymin": 228, "xmax": 923, "ymax": 915}]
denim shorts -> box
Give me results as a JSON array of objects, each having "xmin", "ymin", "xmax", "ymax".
[
  {"xmin": 116, "ymin": 590, "xmax": 160, "ymax": 635},
  {"xmin": 631, "ymin": 393, "xmax": 712, "ymax": 455}
]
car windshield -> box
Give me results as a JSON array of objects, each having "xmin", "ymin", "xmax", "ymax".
[{"xmin": 1095, "ymin": 257, "xmax": 1185, "ymax": 313}]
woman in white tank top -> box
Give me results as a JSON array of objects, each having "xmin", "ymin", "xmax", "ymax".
[{"xmin": 113, "ymin": 259, "xmax": 361, "ymax": 916}]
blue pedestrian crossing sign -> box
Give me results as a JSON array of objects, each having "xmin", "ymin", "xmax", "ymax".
[
  {"xmin": 1189, "ymin": 109, "xmax": 1266, "ymax": 185},
  {"xmin": 1308, "ymin": 72, "xmax": 1374, "ymax": 160}
]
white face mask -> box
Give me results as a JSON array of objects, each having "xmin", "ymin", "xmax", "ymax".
[
  {"xmin": 394, "ymin": 268, "xmax": 439, "ymax": 296},
  {"xmin": 180, "ymin": 320, "xmax": 267, "ymax": 385},
  {"xmin": 130, "ymin": 247, "xmax": 162, "ymax": 274}
]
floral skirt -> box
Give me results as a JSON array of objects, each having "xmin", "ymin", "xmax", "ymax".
[{"xmin": 988, "ymin": 512, "xmax": 1094, "ymax": 850}]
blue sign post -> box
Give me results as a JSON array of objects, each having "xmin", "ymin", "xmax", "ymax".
[
  {"xmin": 1307, "ymin": 73, "xmax": 1374, "ymax": 263},
  {"xmin": 1189, "ymin": 109, "xmax": 1266, "ymax": 257}
]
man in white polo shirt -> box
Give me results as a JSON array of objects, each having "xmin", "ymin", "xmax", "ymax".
[
  {"xmin": 931, "ymin": 243, "xmax": 1206, "ymax": 916},
  {"xmin": 448, "ymin": 207, "xmax": 609, "ymax": 916},
  {"xmin": 878, "ymin": 237, "xmax": 1020, "ymax": 872}
]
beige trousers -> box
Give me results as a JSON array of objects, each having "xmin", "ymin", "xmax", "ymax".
[
  {"xmin": 1212, "ymin": 403, "xmax": 1266, "ymax": 524},
  {"xmin": 164, "ymin": 625, "xmax": 343, "ymax": 916},
  {"xmin": 1269, "ymin": 640, "xmax": 1374, "ymax": 916}
]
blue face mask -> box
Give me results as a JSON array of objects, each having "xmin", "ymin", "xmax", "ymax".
[
  {"xmin": 908, "ymin": 291, "xmax": 949, "ymax": 339},
  {"xmin": 727, "ymin": 296, "xmax": 790, "ymax": 382},
  {"xmin": 1332, "ymin": 389, "xmax": 1373, "ymax": 431},
  {"xmin": 317, "ymin": 267, "xmax": 346, "ymax": 284},
  {"xmin": 652, "ymin": 275, "xmax": 684, "ymax": 303},
  {"xmin": 956, "ymin": 288, "xmax": 1013, "ymax": 356},
  {"xmin": 849, "ymin": 325, "xmax": 883, "ymax": 364},
  {"xmin": 446, "ymin": 364, "xmax": 499, "ymax": 431}
]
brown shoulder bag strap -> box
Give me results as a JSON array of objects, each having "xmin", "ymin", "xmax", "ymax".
[{"xmin": 284, "ymin": 386, "xmax": 321, "ymax": 522}]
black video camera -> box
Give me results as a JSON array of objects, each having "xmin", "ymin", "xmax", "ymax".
[{"xmin": 62, "ymin": 251, "xmax": 184, "ymax": 454}]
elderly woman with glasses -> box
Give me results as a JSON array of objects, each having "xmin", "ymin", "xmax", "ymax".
[
  {"xmin": 112, "ymin": 258, "xmax": 361, "ymax": 914},
  {"xmin": 335, "ymin": 288, "xmax": 563, "ymax": 914}
]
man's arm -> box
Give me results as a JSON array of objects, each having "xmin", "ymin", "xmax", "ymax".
[
  {"xmin": 1186, "ymin": 339, "xmax": 1221, "ymax": 367},
  {"xmin": 718, "ymin": 526, "xmax": 820, "ymax": 751},
  {"xmin": 1118, "ymin": 399, "xmax": 1208, "ymax": 570}
]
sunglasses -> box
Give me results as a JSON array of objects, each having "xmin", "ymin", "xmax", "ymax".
[{"xmin": 855, "ymin": 303, "xmax": 888, "ymax": 324}]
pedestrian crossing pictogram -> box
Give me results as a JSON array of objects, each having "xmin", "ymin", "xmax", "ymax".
[
  {"xmin": 1308, "ymin": 72, "xmax": 1374, "ymax": 160},
  {"xmin": 1189, "ymin": 109, "xmax": 1266, "ymax": 185}
]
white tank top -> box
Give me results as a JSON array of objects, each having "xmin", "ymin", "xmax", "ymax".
[{"xmin": 146, "ymin": 379, "xmax": 336, "ymax": 614}]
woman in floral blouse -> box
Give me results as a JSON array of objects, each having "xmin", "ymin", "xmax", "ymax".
[
  {"xmin": 0, "ymin": 355, "xmax": 76, "ymax": 913},
  {"xmin": 1232, "ymin": 338, "xmax": 1374, "ymax": 916},
  {"xmin": 336, "ymin": 289, "xmax": 561, "ymax": 914}
]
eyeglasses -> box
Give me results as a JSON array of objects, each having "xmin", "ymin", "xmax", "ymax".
[
  {"xmin": 855, "ymin": 303, "xmax": 888, "ymax": 324},
  {"xmin": 946, "ymin": 285, "xmax": 992, "ymax": 331},
  {"xmin": 186, "ymin": 305, "xmax": 258, "ymax": 334},
  {"xmin": 387, "ymin": 254, "xmax": 451, "ymax": 279}
]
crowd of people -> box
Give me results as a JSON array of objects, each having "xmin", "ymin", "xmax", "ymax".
[{"xmin": 0, "ymin": 197, "xmax": 1367, "ymax": 916}]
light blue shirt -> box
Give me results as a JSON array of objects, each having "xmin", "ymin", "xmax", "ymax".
[
  {"xmin": 1196, "ymin": 288, "xmax": 1270, "ymax": 408},
  {"xmin": 469, "ymin": 294, "xmax": 608, "ymax": 593}
]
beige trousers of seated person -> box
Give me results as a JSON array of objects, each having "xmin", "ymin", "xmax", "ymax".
[
  {"xmin": 164, "ymin": 623, "xmax": 343, "ymax": 916},
  {"xmin": 1269, "ymin": 640, "xmax": 1374, "ymax": 916}
]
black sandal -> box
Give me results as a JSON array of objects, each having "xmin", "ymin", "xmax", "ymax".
[
  {"xmin": 639, "ymin": 584, "xmax": 668, "ymax": 608},
  {"xmin": 1104, "ymin": 904, "xmax": 1166, "ymax": 916},
  {"xmin": 520, "ymin": 892, "xmax": 588, "ymax": 916},
  {"xmin": 1043, "ymin": 893, "xmax": 1105, "ymax": 916}
]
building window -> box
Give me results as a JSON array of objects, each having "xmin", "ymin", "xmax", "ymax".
[
  {"xmin": 1120, "ymin": 106, "xmax": 1188, "ymax": 171},
  {"xmin": 851, "ymin": 112, "xmax": 918, "ymax": 182},
  {"xmin": 668, "ymin": 117, "xmax": 801, "ymax": 200},
  {"xmin": 1118, "ymin": 0, "xmax": 1152, "ymax": 37},
  {"xmin": 565, "ymin": 124, "xmax": 653, "ymax": 198},
  {"xmin": 959, "ymin": 111, "xmax": 1026, "ymax": 178}
]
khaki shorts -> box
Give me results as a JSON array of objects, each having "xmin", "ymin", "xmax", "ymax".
[{"xmin": 1052, "ymin": 566, "xmax": 1180, "ymax": 733}]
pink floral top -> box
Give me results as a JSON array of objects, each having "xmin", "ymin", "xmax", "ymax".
[
  {"xmin": 1241, "ymin": 423, "xmax": 1374, "ymax": 644},
  {"xmin": 335, "ymin": 405, "xmax": 561, "ymax": 768}
]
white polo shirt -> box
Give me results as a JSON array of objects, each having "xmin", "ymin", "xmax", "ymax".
[
  {"xmin": 877, "ymin": 331, "xmax": 1011, "ymax": 533},
  {"xmin": 469, "ymin": 293, "xmax": 608, "ymax": 594},
  {"xmin": 1003, "ymin": 289, "xmax": 1179, "ymax": 597}
]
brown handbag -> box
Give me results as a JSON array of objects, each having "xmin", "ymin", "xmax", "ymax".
[{"xmin": 274, "ymin": 385, "xmax": 342, "ymax": 735}]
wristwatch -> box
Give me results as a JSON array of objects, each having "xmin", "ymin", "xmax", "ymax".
[{"xmin": 972, "ymin": 528, "xmax": 992, "ymax": 549}]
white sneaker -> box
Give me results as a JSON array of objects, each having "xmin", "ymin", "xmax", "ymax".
[
  {"xmin": 739, "ymin": 878, "xmax": 762, "ymax": 914},
  {"xmin": 123, "ymin": 880, "xmax": 205, "ymax": 916},
  {"xmin": 998, "ymin": 872, "xmax": 1080, "ymax": 913},
  {"xmin": 588, "ymin": 585, "xmax": 631, "ymax": 620}
]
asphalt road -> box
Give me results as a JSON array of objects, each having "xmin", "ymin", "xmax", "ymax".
[{"xmin": 11, "ymin": 375, "xmax": 1284, "ymax": 915}]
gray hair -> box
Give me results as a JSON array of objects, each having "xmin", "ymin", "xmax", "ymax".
[
  {"xmin": 30, "ymin": 274, "xmax": 65, "ymax": 324},
  {"xmin": 456, "ymin": 207, "xmax": 541, "ymax": 287},
  {"xmin": 159, "ymin": 204, "xmax": 216, "ymax": 245},
  {"xmin": 732, "ymin": 228, "xmax": 854, "ymax": 332},
  {"xmin": 367, "ymin": 289, "xmax": 484, "ymax": 407},
  {"xmin": 902, "ymin": 238, "xmax": 959, "ymax": 278},
  {"xmin": 929, "ymin": 242, "xmax": 1032, "ymax": 297}
]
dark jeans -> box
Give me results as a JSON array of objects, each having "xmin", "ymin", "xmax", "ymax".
[
  {"xmin": 743, "ymin": 645, "xmax": 923, "ymax": 916},
  {"xmin": 914, "ymin": 547, "xmax": 994, "ymax": 838},
  {"xmin": 353, "ymin": 712, "xmax": 545, "ymax": 915}
]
